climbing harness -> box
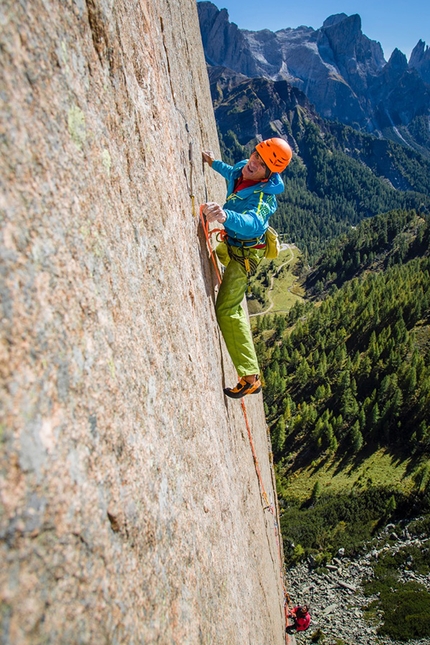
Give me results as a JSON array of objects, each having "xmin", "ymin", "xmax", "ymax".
[
  {"xmin": 199, "ymin": 203, "xmax": 265, "ymax": 293},
  {"xmin": 227, "ymin": 242, "xmax": 261, "ymax": 275}
]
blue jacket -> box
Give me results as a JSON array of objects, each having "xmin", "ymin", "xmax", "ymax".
[{"xmin": 212, "ymin": 159, "xmax": 284, "ymax": 245}]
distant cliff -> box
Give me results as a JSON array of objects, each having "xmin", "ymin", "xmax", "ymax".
[
  {"xmin": 198, "ymin": 1, "xmax": 430, "ymax": 151},
  {"xmin": 0, "ymin": 0, "xmax": 286, "ymax": 642}
]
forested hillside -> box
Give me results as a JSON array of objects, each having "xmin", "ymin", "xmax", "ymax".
[
  {"xmin": 305, "ymin": 208, "xmax": 430, "ymax": 293},
  {"xmin": 251, "ymin": 211, "xmax": 430, "ymax": 562},
  {"xmin": 260, "ymin": 254, "xmax": 430, "ymax": 455}
]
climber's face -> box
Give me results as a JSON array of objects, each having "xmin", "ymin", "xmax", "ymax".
[{"xmin": 242, "ymin": 150, "xmax": 269, "ymax": 181}]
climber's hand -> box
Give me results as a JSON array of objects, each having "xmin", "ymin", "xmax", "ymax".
[
  {"xmin": 202, "ymin": 150, "xmax": 215, "ymax": 167},
  {"xmin": 203, "ymin": 201, "xmax": 227, "ymax": 224}
]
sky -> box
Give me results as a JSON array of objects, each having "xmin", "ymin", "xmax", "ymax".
[{"xmin": 207, "ymin": 0, "xmax": 430, "ymax": 61}]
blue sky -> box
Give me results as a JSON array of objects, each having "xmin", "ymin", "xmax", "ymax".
[{"xmin": 206, "ymin": 0, "xmax": 429, "ymax": 60}]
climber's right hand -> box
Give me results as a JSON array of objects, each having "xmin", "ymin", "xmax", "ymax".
[
  {"xmin": 202, "ymin": 201, "xmax": 226, "ymax": 224},
  {"xmin": 202, "ymin": 150, "xmax": 215, "ymax": 167}
]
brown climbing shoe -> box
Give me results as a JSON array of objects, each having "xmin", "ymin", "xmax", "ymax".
[{"xmin": 224, "ymin": 376, "xmax": 262, "ymax": 399}]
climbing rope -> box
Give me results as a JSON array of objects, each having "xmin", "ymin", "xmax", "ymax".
[
  {"xmin": 199, "ymin": 201, "xmax": 290, "ymax": 642},
  {"xmin": 240, "ymin": 397, "xmax": 270, "ymax": 508},
  {"xmin": 241, "ymin": 396, "xmax": 290, "ymax": 642},
  {"xmin": 198, "ymin": 204, "xmax": 225, "ymax": 284}
]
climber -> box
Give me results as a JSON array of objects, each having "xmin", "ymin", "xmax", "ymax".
[
  {"xmin": 202, "ymin": 138, "xmax": 292, "ymax": 399},
  {"xmin": 286, "ymin": 604, "xmax": 311, "ymax": 634}
]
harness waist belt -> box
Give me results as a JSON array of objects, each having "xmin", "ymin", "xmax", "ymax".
[{"xmin": 226, "ymin": 235, "xmax": 266, "ymax": 248}]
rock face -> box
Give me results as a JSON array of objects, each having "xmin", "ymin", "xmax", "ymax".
[
  {"xmin": 0, "ymin": 0, "xmax": 285, "ymax": 643},
  {"xmin": 198, "ymin": 1, "xmax": 430, "ymax": 138}
]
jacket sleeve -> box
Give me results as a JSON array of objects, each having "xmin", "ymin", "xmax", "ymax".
[
  {"xmin": 224, "ymin": 192, "xmax": 278, "ymax": 238},
  {"xmin": 211, "ymin": 159, "xmax": 234, "ymax": 182}
]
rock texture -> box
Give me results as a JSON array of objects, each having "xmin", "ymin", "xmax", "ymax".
[
  {"xmin": 198, "ymin": 2, "xmax": 430, "ymax": 142},
  {"xmin": 0, "ymin": 0, "xmax": 286, "ymax": 643}
]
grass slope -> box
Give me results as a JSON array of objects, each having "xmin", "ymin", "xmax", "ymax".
[{"xmin": 248, "ymin": 244, "xmax": 304, "ymax": 316}]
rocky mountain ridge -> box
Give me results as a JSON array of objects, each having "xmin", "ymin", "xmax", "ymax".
[
  {"xmin": 209, "ymin": 65, "xmax": 430, "ymax": 196},
  {"xmin": 198, "ymin": 2, "xmax": 430, "ymax": 150}
]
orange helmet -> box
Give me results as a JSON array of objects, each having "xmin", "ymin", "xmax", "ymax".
[{"xmin": 256, "ymin": 138, "xmax": 292, "ymax": 173}]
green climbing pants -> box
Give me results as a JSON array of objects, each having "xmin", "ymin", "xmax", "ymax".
[{"xmin": 215, "ymin": 242, "xmax": 265, "ymax": 377}]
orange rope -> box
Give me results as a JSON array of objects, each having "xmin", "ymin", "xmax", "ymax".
[
  {"xmin": 241, "ymin": 396, "xmax": 290, "ymax": 644},
  {"xmin": 199, "ymin": 202, "xmax": 289, "ymax": 640},
  {"xmin": 199, "ymin": 204, "xmax": 225, "ymax": 284},
  {"xmin": 240, "ymin": 398, "xmax": 270, "ymax": 508}
]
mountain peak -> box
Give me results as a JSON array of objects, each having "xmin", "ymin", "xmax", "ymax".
[
  {"xmin": 387, "ymin": 47, "xmax": 408, "ymax": 71},
  {"xmin": 410, "ymin": 38, "xmax": 429, "ymax": 59},
  {"xmin": 322, "ymin": 13, "xmax": 350, "ymax": 28},
  {"xmin": 197, "ymin": 3, "xmax": 428, "ymax": 138},
  {"xmin": 322, "ymin": 13, "xmax": 363, "ymax": 49},
  {"xmin": 323, "ymin": 13, "xmax": 362, "ymax": 34},
  {"xmin": 409, "ymin": 39, "xmax": 430, "ymax": 83}
]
